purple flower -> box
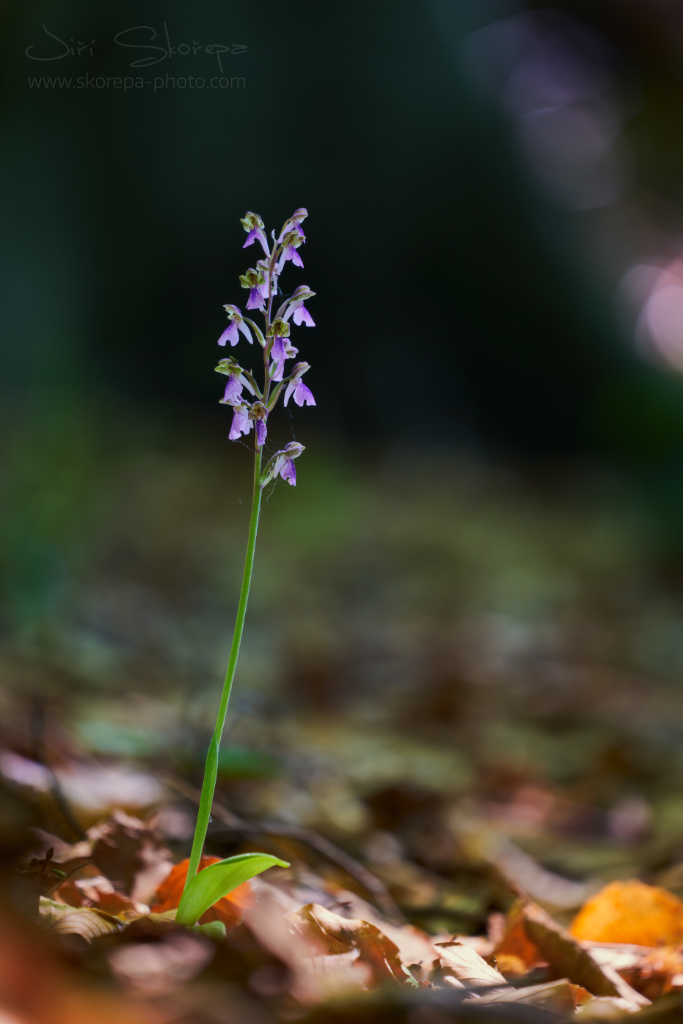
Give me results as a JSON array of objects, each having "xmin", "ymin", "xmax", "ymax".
[
  {"xmin": 281, "ymin": 285, "xmax": 316, "ymax": 328},
  {"xmin": 292, "ymin": 305, "xmax": 315, "ymax": 327},
  {"xmin": 279, "ymin": 458, "xmax": 297, "ymax": 485},
  {"xmin": 228, "ymin": 403, "xmax": 251, "ymax": 440},
  {"xmin": 265, "ymin": 442, "xmax": 306, "ymax": 487},
  {"xmin": 226, "ymin": 398, "xmax": 268, "ymax": 445},
  {"xmin": 276, "ymin": 231, "xmax": 305, "ymax": 275},
  {"xmin": 267, "ymin": 318, "xmax": 298, "ymax": 381},
  {"xmin": 240, "ymin": 212, "xmax": 269, "ymax": 258},
  {"xmin": 284, "ymin": 363, "xmax": 315, "ymax": 407},
  {"xmin": 222, "ymin": 376, "xmax": 243, "ymax": 403},
  {"xmin": 269, "ymin": 336, "xmax": 298, "ymax": 382},
  {"xmin": 218, "ymin": 305, "xmax": 253, "ymax": 346},
  {"xmin": 285, "ymin": 379, "xmax": 315, "ymax": 407},
  {"xmin": 250, "ymin": 401, "xmax": 268, "ymax": 446},
  {"xmin": 217, "ymin": 321, "xmax": 238, "ymax": 347},
  {"xmin": 239, "ymin": 269, "xmax": 266, "ymax": 311},
  {"xmin": 277, "ymin": 209, "xmax": 308, "ymax": 243},
  {"xmin": 215, "ymin": 357, "xmax": 256, "ymax": 403}
]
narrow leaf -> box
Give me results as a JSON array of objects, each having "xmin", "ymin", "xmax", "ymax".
[{"xmin": 175, "ymin": 853, "xmax": 288, "ymax": 927}]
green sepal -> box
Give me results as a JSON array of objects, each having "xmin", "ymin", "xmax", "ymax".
[{"xmin": 243, "ymin": 318, "xmax": 266, "ymax": 348}]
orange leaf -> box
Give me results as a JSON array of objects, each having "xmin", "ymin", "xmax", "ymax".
[
  {"xmin": 494, "ymin": 907, "xmax": 544, "ymax": 972},
  {"xmin": 150, "ymin": 856, "xmax": 253, "ymax": 926},
  {"xmin": 570, "ymin": 881, "xmax": 683, "ymax": 947}
]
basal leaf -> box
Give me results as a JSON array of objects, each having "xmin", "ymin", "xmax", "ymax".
[
  {"xmin": 175, "ymin": 853, "xmax": 288, "ymax": 927},
  {"xmin": 191, "ymin": 920, "xmax": 227, "ymax": 940}
]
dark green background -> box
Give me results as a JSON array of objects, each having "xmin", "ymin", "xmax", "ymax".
[{"xmin": 4, "ymin": 0, "xmax": 683, "ymax": 452}]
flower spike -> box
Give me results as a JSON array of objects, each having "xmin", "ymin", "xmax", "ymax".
[{"xmin": 218, "ymin": 212, "xmax": 314, "ymax": 455}]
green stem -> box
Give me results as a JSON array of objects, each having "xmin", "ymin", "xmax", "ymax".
[{"xmin": 183, "ymin": 444, "xmax": 263, "ymax": 891}]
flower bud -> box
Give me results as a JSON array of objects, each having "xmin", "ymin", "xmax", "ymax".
[
  {"xmin": 290, "ymin": 361, "xmax": 310, "ymax": 379},
  {"xmin": 283, "ymin": 441, "xmax": 305, "ymax": 459},
  {"xmin": 289, "ymin": 285, "xmax": 316, "ymax": 302}
]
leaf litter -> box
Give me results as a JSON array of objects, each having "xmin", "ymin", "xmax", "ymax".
[{"xmin": 5, "ymin": 454, "xmax": 683, "ymax": 1020}]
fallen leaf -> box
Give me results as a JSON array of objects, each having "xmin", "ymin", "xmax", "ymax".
[
  {"xmin": 287, "ymin": 903, "xmax": 407, "ymax": 986},
  {"xmin": 494, "ymin": 904, "xmax": 546, "ymax": 972},
  {"xmin": 576, "ymin": 995, "xmax": 647, "ymax": 1020},
  {"xmin": 150, "ymin": 856, "xmax": 253, "ymax": 926},
  {"xmin": 624, "ymin": 946, "xmax": 683, "ymax": 1002},
  {"xmin": 88, "ymin": 810, "xmax": 173, "ymax": 902},
  {"xmin": 53, "ymin": 874, "xmax": 148, "ymax": 919},
  {"xmin": 570, "ymin": 881, "xmax": 683, "ymax": 948},
  {"xmin": 0, "ymin": 900, "xmax": 162, "ymax": 1024},
  {"xmin": 477, "ymin": 977, "xmax": 578, "ymax": 1014},
  {"xmin": 523, "ymin": 900, "xmax": 648, "ymax": 1008},
  {"xmin": 39, "ymin": 897, "xmax": 122, "ymax": 941},
  {"xmin": 433, "ymin": 940, "xmax": 509, "ymax": 990}
]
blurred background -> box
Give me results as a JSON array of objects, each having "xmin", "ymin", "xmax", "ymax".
[{"xmin": 5, "ymin": 0, "xmax": 683, "ymax": 924}]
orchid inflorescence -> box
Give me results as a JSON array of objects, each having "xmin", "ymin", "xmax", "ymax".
[{"xmin": 214, "ymin": 208, "xmax": 316, "ymax": 487}]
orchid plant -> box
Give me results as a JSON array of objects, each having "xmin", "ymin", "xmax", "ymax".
[{"xmin": 176, "ymin": 209, "xmax": 316, "ymax": 926}]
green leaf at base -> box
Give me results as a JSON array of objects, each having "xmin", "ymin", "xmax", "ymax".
[
  {"xmin": 191, "ymin": 920, "xmax": 227, "ymax": 940},
  {"xmin": 175, "ymin": 852, "xmax": 289, "ymax": 927}
]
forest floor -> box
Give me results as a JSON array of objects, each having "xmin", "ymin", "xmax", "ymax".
[{"xmin": 4, "ymin": 442, "xmax": 683, "ymax": 1022}]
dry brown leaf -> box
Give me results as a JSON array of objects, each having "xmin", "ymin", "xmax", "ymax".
[
  {"xmin": 287, "ymin": 903, "xmax": 408, "ymax": 985},
  {"xmin": 433, "ymin": 940, "xmax": 509, "ymax": 990},
  {"xmin": 576, "ymin": 996, "xmax": 647, "ymax": 1019},
  {"xmin": 494, "ymin": 904, "xmax": 546, "ymax": 972},
  {"xmin": 53, "ymin": 874, "xmax": 148, "ymax": 919},
  {"xmin": 0, "ymin": 897, "xmax": 164, "ymax": 1024},
  {"xmin": 522, "ymin": 900, "xmax": 648, "ymax": 1008},
  {"xmin": 571, "ymin": 881, "xmax": 683, "ymax": 948},
  {"xmin": 624, "ymin": 946, "xmax": 683, "ymax": 1002},
  {"xmin": 39, "ymin": 897, "xmax": 122, "ymax": 941},
  {"xmin": 88, "ymin": 810, "xmax": 173, "ymax": 902},
  {"xmin": 586, "ymin": 943, "xmax": 655, "ymax": 973},
  {"xmin": 477, "ymin": 977, "xmax": 578, "ymax": 1014},
  {"xmin": 313, "ymin": 885, "xmax": 439, "ymax": 968},
  {"xmin": 150, "ymin": 856, "xmax": 253, "ymax": 926},
  {"xmin": 494, "ymin": 953, "xmax": 532, "ymax": 978}
]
